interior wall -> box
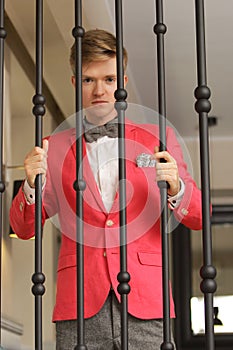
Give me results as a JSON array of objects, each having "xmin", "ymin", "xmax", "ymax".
[
  {"xmin": 2, "ymin": 45, "xmax": 57, "ymax": 349},
  {"xmin": 184, "ymin": 135, "xmax": 233, "ymax": 197}
]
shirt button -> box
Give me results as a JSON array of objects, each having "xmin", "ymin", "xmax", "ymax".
[
  {"xmin": 19, "ymin": 202, "xmax": 24, "ymax": 212},
  {"xmin": 103, "ymin": 251, "xmax": 107, "ymax": 257},
  {"xmin": 181, "ymin": 208, "xmax": 188, "ymax": 216},
  {"xmin": 106, "ymin": 219, "xmax": 114, "ymax": 227}
]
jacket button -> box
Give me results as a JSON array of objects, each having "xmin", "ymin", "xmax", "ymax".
[
  {"xmin": 103, "ymin": 251, "xmax": 107, "ymax": 257},
  {"xmin": 106, "ymin": 219, "xmax": 114, "ymax": 227},
  {"xmin": 181, "ymin": 208, "xmax": 188, "ymax": 216}
]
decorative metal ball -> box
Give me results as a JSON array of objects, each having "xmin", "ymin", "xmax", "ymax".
[
  {"xmin": 194, "ymin": 85, "xmax": 211, "ymax": 100},
  {"xmin": 31, "ymin": 284, "xmax": 45, "ymax": 296},
  {"xmin": 117, "ymin": 283, "xmax": 131, "ymax": 295},
  {"xmin": 33, "ymin": 94, "xmax": 46, "ymax": 106},
  {"xmin": 200, "ymin": 279, "xmax": 217, "ymax": 294},
  {"xmin": 32, "ymin": 272, "xmax": 45, "ymax": 284},
  {"xmin": 153, "ymin": 23, "xmax": 167, "ymax": 35},
  {"xmin": 114, "ymin": 101, "xmax": 128, "ymax": 112},
  {"xmin": 33, "ymin": 104, "xmax": 46, "ymax": 117},
  {"xmin": 195, "ymin": 99, "xmax": 211, "ymax": 114},
  {"xmin": 72, "ymin": 26, "xmax": 85, "ymax": 38},
  {"xmin": 0, "ymin": 181, "xmax": 5, "ymax": 193},
  {"xmin": 0, "ymin": 28, "xmax": 7, "ymax": 39},
  {"xmin": 114, "ymin": 88, "xmax": 127, "ymax": 101},
  {"xmin": 200, "ymin": 265, "xmax": 216, "ymax": 279},
  {"xmin": 160, "ymin": 342, "xmax": 174, "ymax": 350},
  {"xmin": 73, "ymin": 179, "xmax": 86, "ymax": 191}
]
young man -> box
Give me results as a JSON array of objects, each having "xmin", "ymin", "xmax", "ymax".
[{"xmin": 10, "ymin": 29, "xmax": 202, "ymax": 349}]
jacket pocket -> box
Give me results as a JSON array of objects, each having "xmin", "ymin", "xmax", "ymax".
[
  {"xmin": 137, "ymin": 252, "xmax": 162, "ymax": 267},
  {"xmin": 57, "ymin": 254, "xmax": 76, "ymax": 272}
]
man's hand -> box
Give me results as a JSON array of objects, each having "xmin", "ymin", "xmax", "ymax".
[
  {"xmin": 24, "ymin": 139, "xmax": 49, "ymax": 188},
  {"xmin": 152, "ymin": 146, "xmax": 180, "ymax": 196}
]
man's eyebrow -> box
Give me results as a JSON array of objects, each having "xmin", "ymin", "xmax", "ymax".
[
  {"xmin": 105, "ymin": 74, "xmax": 117, "ymax": 78},
  {"xmin": 82, "ymin": 74, "xmax": 117, "ymax": 79}
]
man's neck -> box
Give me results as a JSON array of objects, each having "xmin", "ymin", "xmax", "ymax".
[{"xmin": 85, "ymin": 114, "xmax": 117, "ymax": 126}]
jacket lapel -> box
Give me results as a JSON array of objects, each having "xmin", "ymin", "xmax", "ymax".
[
  {"xmin": 69, "ymin": 130, "xmax": 107, "ymax": 213},
  {"xmin": 109, "ymin": 121, "xmax": 137, "ymax": 213}
]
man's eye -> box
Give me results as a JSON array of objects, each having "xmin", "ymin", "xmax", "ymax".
[
  {"xmin": 106, "ymin": 77, "xmax": 115, "ymax": 83},
  {"xmin": 83, "ymin": 78, "xmax": 92, "ymax": 83}
]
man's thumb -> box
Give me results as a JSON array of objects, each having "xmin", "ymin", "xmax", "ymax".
[{"xmin": 43, "ymin": 139, "xmax": 49, "ymax": 153}]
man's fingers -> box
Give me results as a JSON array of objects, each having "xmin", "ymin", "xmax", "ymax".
[
  {"xmin": 153, "ymin": 148, "xmax": 176, "ymax": 164},
  {"xmin": 157, "ymin": 152, "xmax": 176, "ymax": 164},
  {"xmin": 43, "ymin": 139, "xmax": 49, "ymax": 153},
  {"xmin": 24, "ymin": 141, "xmax": 48, "ymax": 188},
  {"xmin": 156, "ymin": 163, "xmax": 177, "ymax": 170}
]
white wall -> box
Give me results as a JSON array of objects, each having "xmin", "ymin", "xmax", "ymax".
[
  {"xmin": 2, "ymin": 46, "xmax": 57, "ymax": 349},
  {"xmin": 184, "ymin": 135, "xmax": 233, "ymax": 197}
]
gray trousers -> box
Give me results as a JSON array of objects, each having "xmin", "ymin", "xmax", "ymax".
[{"xmin": 56, "ymin": 291, "xmax": 176, "ymax": 349}]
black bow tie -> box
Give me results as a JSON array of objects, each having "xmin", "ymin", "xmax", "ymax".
[{"xmin": 83, "ymin": 117, "xmax": 118, "ymax": 143}]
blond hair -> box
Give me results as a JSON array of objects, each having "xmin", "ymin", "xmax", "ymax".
[{"xmin": 70, "ymin": 29, "xmax": 128, "ymax": 74}]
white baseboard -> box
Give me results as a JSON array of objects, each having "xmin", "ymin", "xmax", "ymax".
[{"xmin": 1, "ymin": 316, "xmax": 23, "ymax": 350}]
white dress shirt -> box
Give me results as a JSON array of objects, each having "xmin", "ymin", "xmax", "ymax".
[{"xmin": 86, "ymin": 136, "xmax": 118, "ymax": 212}]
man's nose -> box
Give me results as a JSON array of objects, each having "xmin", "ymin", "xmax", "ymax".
[{"xmin": 93, "ymin": 81, "xmax": 105, "ymax": 96}]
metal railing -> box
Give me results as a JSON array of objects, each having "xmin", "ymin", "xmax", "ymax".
[{"xmin": 0, "ymin": 1, "xmax": 216, "ymax": 349}]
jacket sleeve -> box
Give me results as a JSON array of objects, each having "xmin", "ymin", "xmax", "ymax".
[
  {"xmin": 9, "ymin": 181, "xmax": 47, "ymax": 239},
  {"xmin": 9, "ymin": 134, "xmax": 61, "ymax": 239},
  {"xmin": 166, "ymin": 126, "xmax": 203, "ymax": 230}
]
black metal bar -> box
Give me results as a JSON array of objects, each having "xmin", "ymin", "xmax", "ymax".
[
  {"xmin": 31, "ymin": 1, "xmax": 46, "ymax": 349},
  {"xmin": 114, "ymin": 1, "xmax": 130, "ymax": 350},
  {"xmin": 153, "ymin": 1, "xmax": 174, "ymax": 349},
  {"xmin": 72, "ymin": 1, "xmax": 87, "ymax": 349},
  {"xmin": 194, "ymin": 1, "xmax": 216, "ymax": 349},
  {"xmin": 0, "ymin": 0, "xmax": 6, "ymax": 347}
]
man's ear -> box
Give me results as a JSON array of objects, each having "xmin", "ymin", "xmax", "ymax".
[
  {"xmin": 124, "ymin": 75, "xmax": 128, "ymax": 87},
  {"xmin": 71, "ymin": 76, "xmax": 76, "ymax": 87}
]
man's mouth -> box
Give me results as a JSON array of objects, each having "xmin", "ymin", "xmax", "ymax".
[{"xmin": 92, "ymin": 100, "xmax": 108, "ymax": 105}]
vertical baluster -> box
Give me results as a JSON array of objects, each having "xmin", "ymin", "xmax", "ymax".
[
  {"xmin": 72, "ymin": 1, "xmax": 87, "ymax": 349},
  {"xmin": 114, "ymin": 1, "xmax": 130, "ymax": 349},
  {"xmin": 194, "ymin": 1, "xmax": 216, "ymax": 349},
  {"xmin": 153, "ymin": 1, "xmax": 174, "ymax": 349},
  {"xmin": 31, "ymin": 1, "xmax": 46, "ymax": 349},
  {"xmin": 0, "ymin": 1, "xmax": 6, "ymax": 347}
]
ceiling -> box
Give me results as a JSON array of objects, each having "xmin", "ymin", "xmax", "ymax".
[{"xmin": 5, "ymin": 0, "xmax": 233, "ymax": 140}]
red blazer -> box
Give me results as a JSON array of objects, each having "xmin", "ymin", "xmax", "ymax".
[{"xmin": 10, "ymin": 120, "xmax": 202, "ymax": 322}]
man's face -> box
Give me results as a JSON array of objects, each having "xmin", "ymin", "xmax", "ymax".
[{"xmin": 72, "ymin": 57, "xmax": 127, "ymax": 125}]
